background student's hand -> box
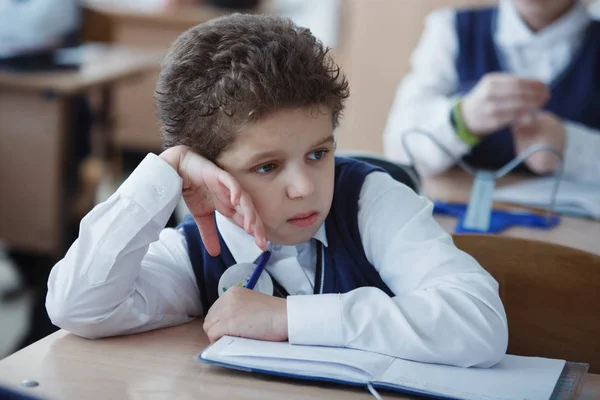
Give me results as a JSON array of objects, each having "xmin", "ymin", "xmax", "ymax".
[
  {"xmin": 160, "ymin": 145, "xmax": 268, "ymax": 256},
  {"xmin": 461, "ymin": 73, "xmax": 550, "ymax": 136},
  {"xmin": 512, "ymin": 111, "xmax": 566, "ymax": 175},
  {"xmin": 203, "ymin": 286, "xmax": 288, "ymax": 342}
]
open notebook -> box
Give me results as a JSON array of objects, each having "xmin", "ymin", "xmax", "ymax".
[
  {"xmin": 199, "ymin": 336, "xmax": 567, "ymax": 400},
  {"xmin": 493, "ymin": 177, "xmax": 600, "ymax": 220}
]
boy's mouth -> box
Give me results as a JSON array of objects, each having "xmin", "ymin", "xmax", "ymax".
[{"xmin": 287, "ymin": 211, "xmax": 320, "ymax": 228}]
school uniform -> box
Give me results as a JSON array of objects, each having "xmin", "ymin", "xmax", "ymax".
[
  {"xmin": 384, "ymin": 0, "xmax": 600, "ymax": 181},
  {"xmin": 46, "ymin": 154, "xmax": 508, "ymax": 367}
]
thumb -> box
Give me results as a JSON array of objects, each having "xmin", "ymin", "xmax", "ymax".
[{"xmin": 194, "ymin": 214, "xmax": 221, "ymax": 256}]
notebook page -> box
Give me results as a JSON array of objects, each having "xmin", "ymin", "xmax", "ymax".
[
  {"xmin": 377, "ymin": 354, "xmax": 565, "ymax": 400},
  {"xmin": 201, "ymin": 336, "xmax": 394, "ymax": 383},
  {"xmin": 493, "ymin": 178, "xmax": 600, "ymax": 220}
]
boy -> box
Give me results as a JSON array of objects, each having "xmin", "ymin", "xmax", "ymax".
[
  {"xmin": 46, "ymin": 14, "xmax": 507, "ymax": 368},
  {"xmin": 384, "ymin": 0, "xmax": 600, "ymax": 181}
]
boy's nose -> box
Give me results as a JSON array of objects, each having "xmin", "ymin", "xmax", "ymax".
[{"xmin": 286, "ymin": 170, "xmax": 315, "ymax": 199}]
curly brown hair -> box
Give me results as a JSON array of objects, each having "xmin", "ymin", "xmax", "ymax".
[{"xmin": 155, "ymin": 13, "xmax": 349, "ymax": 162}]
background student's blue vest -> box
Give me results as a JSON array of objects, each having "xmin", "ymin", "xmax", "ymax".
[
  {"xmin": 455, "ymin": 8, "xmax": 600, "ymax": 170},
  {"xmin": 179, "ymin": 157, "xmax": 395, "ymax": 313}
]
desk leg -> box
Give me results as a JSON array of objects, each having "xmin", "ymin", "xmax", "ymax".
[{"xmin": 72, "ymin": 85, "xmax": 120, "ymax": 217}]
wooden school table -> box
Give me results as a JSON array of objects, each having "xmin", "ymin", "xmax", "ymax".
[
  {"xmin": 0, "ymin": 319, "xmax": 598, "ymax": 400},
  {"xmin": 0, "ymin": 44, "xmax": 163, "ymax": 257},
  {"xmin": 422, "ymin": 169, "xmax": 600, "ymax": 256}
]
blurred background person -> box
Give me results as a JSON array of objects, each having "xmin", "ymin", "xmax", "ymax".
[
  {"xmin": 383, "ymin": 0, "xmax": 600, "ymax": 182},
  {"xmin": 0, "ymin": 0, "xmax": 81, "ymax": 68}
]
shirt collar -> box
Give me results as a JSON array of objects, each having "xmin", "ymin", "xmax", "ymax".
[
  {"xmin": 215, "ymin": 211, "xmax": 328, "ymax": 264},
  {"xmin": 495, "ymin": 0, "xmax": 590, "ymax": 48}
]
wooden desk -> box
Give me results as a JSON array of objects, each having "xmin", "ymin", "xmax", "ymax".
[
  {"xmin": 0, "ymin": 44, "xmax": 163, "ymax": 256},
  {"xmin": 0, "ymin": 319, "xmax": 598, "ymax": 400},
  {"xmin": 0, "ymin": 45, "xmax": 161, "ymax": 94},
  {"xmin": 422, "ymin": 170, "xmax": 600, "ymax": 256}
]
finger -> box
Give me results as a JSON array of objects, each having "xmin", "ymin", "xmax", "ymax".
[
  {"xmin": 203, "ymin": 313, "xmax": 218, "ymax": 335},
  {"xmin": 215, "ymin": 203, "xmax": 237, "ymax": 220},
  {"xmin": 237, "ymin": 193, "xmax": 256, "ymax": 233},
  {"xmin": 252, "ymin": 211, "xmax": 268, "ymax": 251},
  {"xmin": 210, "ymin": 179, "xmax": 237, "ymax": 212},
  {"xmin": 512, "ymin": 123, "xmax": 537, "ymax": 136},
  {"xmin": 205, "ymin": 321, "xmax": 228, "ymax": 343},
  {"xmin": 487, "ymin": 75, "xmax": 547, "ymax": 93},
  {"xmin": 203, "ymin": 309, "xmax": 216, "ymax": 333},
  {"xmin": 237, "ymin": 196, "xmax": 268, "ymax": 250},
  {"xmin": 194, "ymin": 214, "xmax": 221, "ymax": 256},
  {"xmin": 216, "ymin": 169, "xmax": 242, "ymax": 207},
  {"xmin": 203, "ymin": 317, "xmax": 223, "ymax": 342},
  {"xmin": 489, "ymin": 88, "xmax": 548, "ymax": 106},
  {"xmin": 494, "ymin": 109, "xmax": 531, "ymax": 128},
  {"xmin": 209, "ymin": 183, "xmax": 246, "ymax": 223},
  {"xmin": 204, "ymin": 294, "xmax": 235, "ymax": 342},
  {"xmin": 515, "ymin": 78, "xmax": 548, "ymax": 94},
  {"xmin": 515, "ymin": 111, "xmax": 538, "ymax": 127},
  {"xmin": 513, "ymin": 110, "xmax": 540, "ymax": 129},
  {"xmin": 203, "ymin": 295, "xmax": 226, "ymax": 333},
  {"xmin": 218, "ymin": 207, "xmax": 253, "ymax": 239},
  {"xmin": 229, "ymin": 212, "xmax": 246, "ymax": 230},
  {"xmin": 486, "ymin": 77, "xmax": 548, "ymax": 101},
  {"xmin": 488, "ymin": 100, "xmax": 540, "ymax": 123},
  {"xmin": 216, "ymin": 197, "xmax": 250, "ymax": 232}
]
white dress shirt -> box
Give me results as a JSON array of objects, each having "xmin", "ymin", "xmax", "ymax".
[
  {"xmin": 592, "ymin": 0, "xmax": 600, "ymax": 18},
  {"xmin": 47, "ymin": 153, "xmax": 508, "ymax": 368},
  {"xmin": 384, "ymin": 0, "xmax": 600, "ymax": 182},
  {"xmin": 0, "ymin": 0, "xmax": 80, "ymax": 58}
]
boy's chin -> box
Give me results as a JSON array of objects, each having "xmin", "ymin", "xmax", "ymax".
[{"xmin": 268, "ymin": 225, "xmax": 322, "ymax": 247}]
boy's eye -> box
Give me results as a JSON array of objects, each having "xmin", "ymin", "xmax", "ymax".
[
  {"xmin": 255, "ymin": 163, "xmax": 277, "ymax": 174},
  {"xmin": 308, "ymin": 150, "xmax": 328, "ymax": 160}
]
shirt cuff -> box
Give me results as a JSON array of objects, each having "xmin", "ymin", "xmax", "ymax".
[
  {"xmin": 117, "ymin": 153, "xmax": 183, "ymax": 223},
  {"xmin": 287, "ymin": 294, "xmax": 344, "ymax": 347}
]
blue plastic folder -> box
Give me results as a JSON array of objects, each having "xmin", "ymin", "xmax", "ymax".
[
  {"xmin": 199, "ymin": 336, "xmax": 568, "ymax": 400},
  {"xmin": 433, "ymin": 171, "xmax": 560, "ymax": 234},
  {"xmin": 433, "ymin": 201, "xmax": 560, "ymax": 234}
]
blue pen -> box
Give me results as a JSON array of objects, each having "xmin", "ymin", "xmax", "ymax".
[{"xmin": 244, "ymin": 250, "xmax": 271, "ymax": 290}]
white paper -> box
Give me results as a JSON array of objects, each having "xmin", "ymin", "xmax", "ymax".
[
  {"xmin": 493, "ymin": 177, "xmax": 600, "ymax": 220},
  {"xmin": 378, "ymin": 354, "xmax": 565, "ymax": 400},
  {"xmin": 209, "ymin": 336, "xmax": 393, "ymax": 380},
  {"xmin": 201, "ymin": 337, "xmax": 566, "ymax": 400}
]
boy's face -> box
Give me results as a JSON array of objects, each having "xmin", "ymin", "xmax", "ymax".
[{"xmin": 217, "ymin": 107, "xmax": 336, "ymax": 246}]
